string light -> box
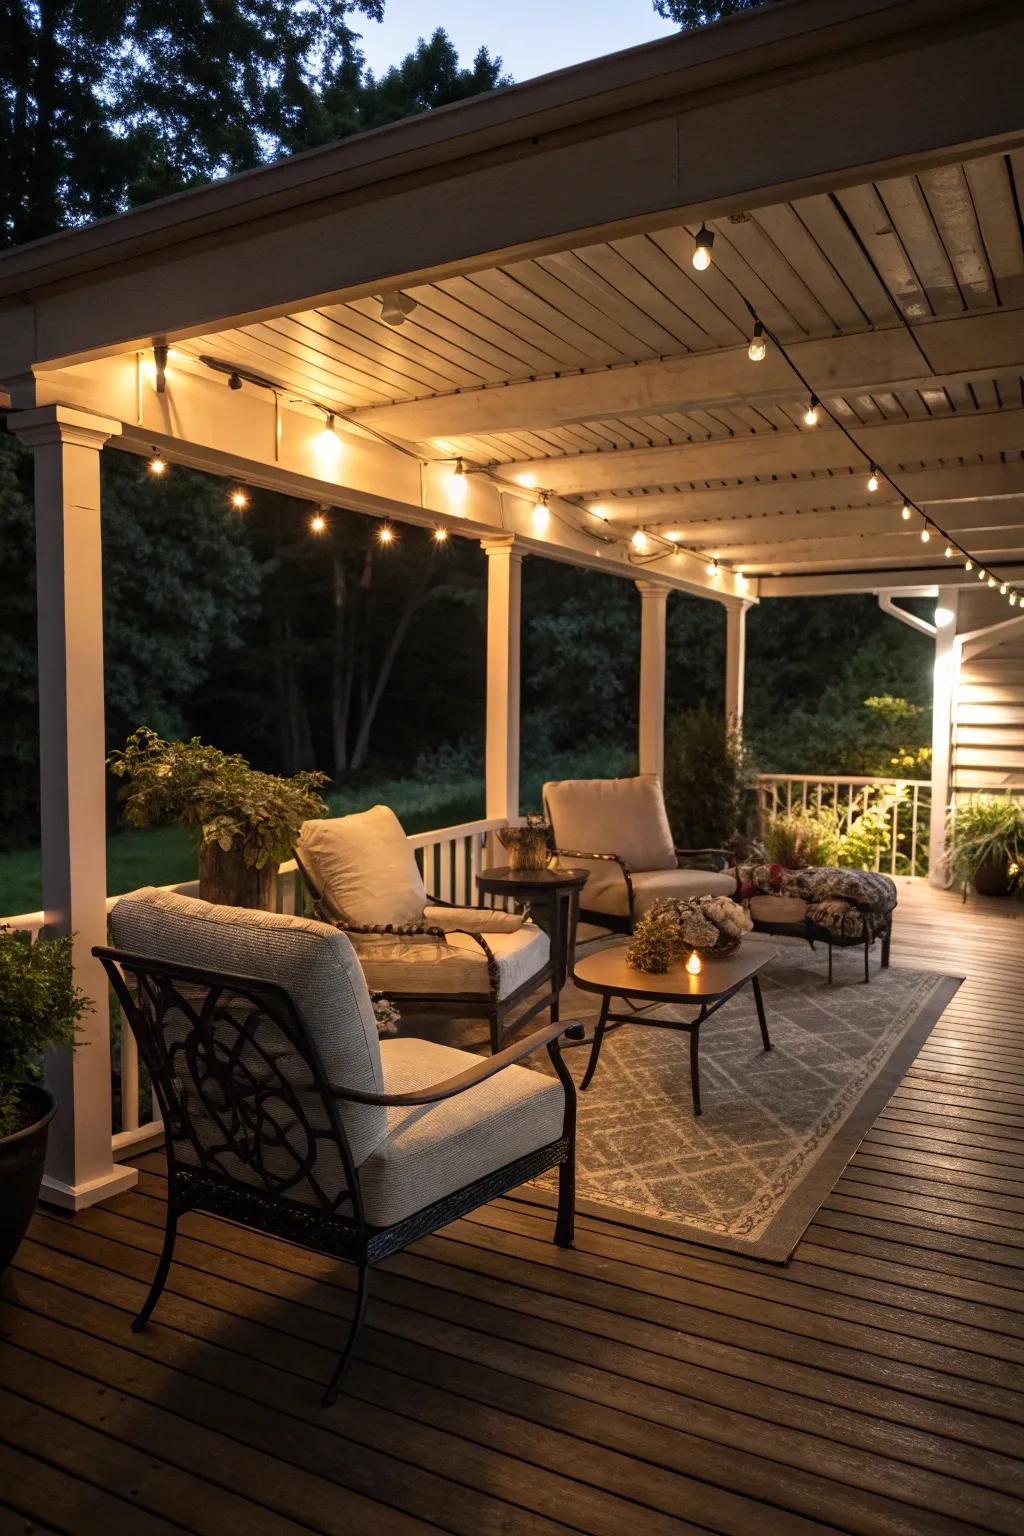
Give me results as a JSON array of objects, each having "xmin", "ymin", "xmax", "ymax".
[
  {"xmin": 867, "ymin": 467, "xmax": 880, "ymax": 493},
  {"xmin": 1000, "ymin": 582, "xmax": 1008, "ymax": 595},
  {"xmin": 988, "ymin": 575, "xmax": 997, "ymax": 588},
  {"xmin": 230, "ymin": 488, "xmax": 249, "ymax": 510},
  {"xmin": 310, "ymin": 510, "xmax": 327, "ymax": 534},
  {"xmin": 901, "ymin": 503, "xmax": 912, "ymax": 521},
  {"xmin": 532, "ymin": 493, "xmax": 551, "ymax": 536},
  {"xmin": 433, "ymin": 526, "xmax": 448, "ymax": 544},
  {"xmin": 631, "ymin": 529, "xmax": 649, "ymax": 553},
  {"xmin": 803, "ymin": 396, "xmax": 820, "ymax": 427},
  {"xmin": 965, "ymin": 558, "xmax": 973, "ymax": 572},
  {"xmin": 978, "ymin": 568, "xmax": 986, "ymax": 581},
  {"xmin": 706, "ymin": 556, "xmax": 720, "ymax": 577},
  {"xmin": 377, "ymin": 523, "xmax": 395, "ymax": 545},
  {"xmin": 147, "ymin": 451, "xmax": 167, "ymax": 477},
  {"xmin": 1011, "ymin": 593, "xmax": 1019, "ymax": 607},
  {"xmin": 944, "ymin": 545, "xmax": 954, "ymax": 559},
  {"xmin": 747, "ymin": 322, "xmax": 766, "ymax": 362},
  {"xmin": 692, "ymin": 225, "xmax": 714, "ymax": 271},
  {"xmin": 920, "ymin": 525, "xmax": 931, "ymax": 543}
]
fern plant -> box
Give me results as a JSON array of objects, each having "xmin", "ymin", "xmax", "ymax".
[{"xmin": 945, "ymin": 796, "xmax": 1024, "ymax": 896}]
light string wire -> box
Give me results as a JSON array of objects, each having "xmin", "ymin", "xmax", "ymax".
[{"xmin": 732, "ymin": 294, "xmax": 1020, "ymax": 606}]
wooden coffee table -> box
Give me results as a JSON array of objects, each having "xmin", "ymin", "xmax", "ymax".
[{"xmin": 571, "ymin": 940, "xmax": 777, "ymax": 1116}]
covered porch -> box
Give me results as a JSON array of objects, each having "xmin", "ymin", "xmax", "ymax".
[{"xmin": 1, "ymin": 0, "xmax": 1023, "ymax": 1528}]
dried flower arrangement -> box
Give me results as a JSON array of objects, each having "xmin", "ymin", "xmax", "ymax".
[
  {"xmin": 497, "ymin": 813, "xmax": 550, "ymax": 871},
  {"xmin": 626, "ymin": 894, "xmax": 752, "ymax": 973}
]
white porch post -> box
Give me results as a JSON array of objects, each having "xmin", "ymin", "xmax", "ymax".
[
  {"xmin": 724, "ymin": 599, "xmax": 751, "ymax": 727},
  {"xmin": 928, "ymin": 588, "xmax": 960, "ymax": 888},
  {"xmin": 482, "ymin": 536, "xmax": 522, "ymax": 823},
  {"xmin": 10, "ymin": 405, "xmax": 138, "ymax": 1210},
  {"xmin": 636, "ymin": 580, "xmax": 668, "ymax": 780}
]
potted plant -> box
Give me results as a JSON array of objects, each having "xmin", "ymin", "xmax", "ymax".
[
  {"xmin": 108, "ymin": 728, "xmax": 329, "ymax": 909},
  {"xmin": 1, "ymin": 928, "xmax": 88, "ymax": 1274},
  {"xmin": 946, "ymin": 795, "xmax": 1024, "ymax": 898}
]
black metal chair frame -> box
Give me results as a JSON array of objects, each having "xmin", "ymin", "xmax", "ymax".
[
  {"xmin": 293, "ymin": 851, "xmax": 555, "ymax": 1054},
  {"xmin": 94, "ymin": 944, "xmax": 576, "ymax": 1407}
]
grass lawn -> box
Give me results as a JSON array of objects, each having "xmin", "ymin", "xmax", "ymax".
[{"xmin": 0, "ymin": 745, "xmax": 630, "ymax": 917}]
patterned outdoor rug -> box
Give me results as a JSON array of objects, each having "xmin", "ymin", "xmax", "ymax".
[{"xmin": 535, "ymin": 938, "xmax": 962, "ymax": 1261}]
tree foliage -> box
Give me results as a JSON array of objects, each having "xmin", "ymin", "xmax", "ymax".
[
  {"xmin": 0, "ymin": 928, "xmax": 87, "ymax": 1136},
  {"xmin": 653, "ymin": 0, "xmax": 775, "ymax": 28}
]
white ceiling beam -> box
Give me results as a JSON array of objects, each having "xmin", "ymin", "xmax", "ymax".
[
  {"xmin": 347, "ymin": 310, "xmax": 1024, "ymax": 441},
  {"xmin": 510, "ymin": 407, "xmax": 1024, "ymax": 494},
  {"xmin": 27, "ymin": 358, "xmax": 744, "ymax": 602},
  {"xmin": 584, "ymin": 463, "xmax": 1024, "ymax": 527},
  {"xmin": 759, "ymin": 564, "xmax": 1024, "ymax": 597},
  {"xmin": 1, "ymin": 0, "xmax": 1021, "ymax": 372},
  {"xmin": 664, "ymin": 500, "xmax": 1024, "ymax": 550},
  {"xmin": 726, "ymin": 535, "xmax": 1024, "ymax": 569}
]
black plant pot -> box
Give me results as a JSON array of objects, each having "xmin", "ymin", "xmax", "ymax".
[
  {"xmin": 0, "ymin": 1084, "xmax": 56, "ymax": 1276},
  {"xmin": 972, "ymin": 851, "xmax": 1012, "ymax": 898}
]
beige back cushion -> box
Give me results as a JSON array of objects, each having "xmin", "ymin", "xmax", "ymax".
[
  {"xmin": 110, "ymin": 887, "xmax": 388, "ymax": 1164},
  {"xmin": 297, "ymin": 806, "xmax": 427, "ymax": 928},
  {"xmin": 544, "ymin": 775, "xmax": 676, "ymax": 872}
]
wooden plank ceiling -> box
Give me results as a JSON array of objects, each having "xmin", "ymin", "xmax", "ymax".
[{"xmin": 181, "ymin": 148, "xmax": 1024, "ymax": 581}]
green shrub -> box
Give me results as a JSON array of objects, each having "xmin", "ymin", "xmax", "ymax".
[
  {"xmin": 761, "ymin": 810, "xmax": 841, "ymax": 869},
  {"xmin": 663, "ymin": 705, "xmax": 755, "ymax": 849}
]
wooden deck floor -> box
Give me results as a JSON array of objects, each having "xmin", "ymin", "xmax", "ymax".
[{"xmin": 1, "ymin": 880, "xmax": 1022, "ymax": 1536}]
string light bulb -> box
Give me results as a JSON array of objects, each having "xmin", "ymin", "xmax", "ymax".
[
  {"xmin": 944, "ymin": 545, "xmax": 954, "ymax": 559},
  {"xmin": 377, "ymin": 523, "xmax": 395, "ymax": 545},
  {"xmin": 532, "ymin": 494, "xmax": 550, "ymax": 536},
  {"xmin": 920, "ymin": 525, "xmax": 931, "ymax": 543},
  {"xmin": 433, "ymin": 526, "xmax": 448, "ymax": 544},
  {"xmin": 965, "ymin": 558, "xmax": 973, "ymax": 572},
  {"xmin": 1011, "ymin": 593, "xmax": 1018, "ymax": 607},
  {"xmin": 867, "ymin": 467, "xmax": 880, "ymax": 493},
  {"xmin": 310, "ymin": 510, "xmax": 327, "ymax": 534},
  {"xmin": 803, "ymin": 396, "xmax": 820, "ymax": 428},
  {"xmin": 1000, "ymin": 582, "xmax": 1008, "ymax": 595},
  {"xmin": 988, "ymin": 575, "xmax": 997, "ymax": 588},
  {"xmin": 901, "ymin": 503, "xmax": 912, "ymax": 521},
  {"xmin": 147, "ymin": 452, "xmax": 167, "ymax": 477},
  {"xmin": 747, "ymin": 322, "xmax": 766, "ymax": 362},
  {"xmin": 978, "ymin": 568, "xmax": 987, "ymax": 581},
  {"xmin": 631, "ymin": 529, "xmax": 649, "ymax": 553},
  {"xmin": 706, "ymin": 557, "xmax": 720, "ymax": 577},
  {"xmin": 230, "ymin": 488, "xmax": 249, "ymax": 510},
  {"xmin": 692, "ymin": 225, "xmax": 714, "ymax": 271}
]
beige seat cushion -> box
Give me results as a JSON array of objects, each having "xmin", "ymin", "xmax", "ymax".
[
  {"xmin": 359, "ymin": 1037, "xmax": 565, "ymax": 1226},
  {"xmin": 297, "ymin": 807, "xmax": 427, "ymax": 928},
  {"xmin": 350, "ymin": 923, "xmax": 549, "ymax": 1000},
  {"xmin": 109, "ymin": 887, "xmax": 388, "ymax": 1166},
  {"xmin": 570, "ymin": 862, "xmax": 735, "ymax": 918},
  {"xmin": 749, "ymin": 893, "xmax": 809, "ymax": 926},
  {"xmin": 544, "ymin": 775, "xmax": 676, "ymax": 871}
]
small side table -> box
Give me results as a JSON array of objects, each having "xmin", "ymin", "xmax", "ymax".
[
  {"xmin": 475, "ymin": 865, "xmax": 589, "ymax": 1028},
  {"xmin": 571, "ymin": 939, "xmax": 777, "ymax": 1115}
]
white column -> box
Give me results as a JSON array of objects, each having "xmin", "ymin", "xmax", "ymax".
[
  {"xmin": 482, "ymin": 536, "xmax": 522, "ymax": 823},
  {"xmin": 724, "ymin": 599, "xmax": 751, "ymax": 727},
  {"xmin": 928, "ymin": 588, "xmax": 960, "ymax": 888},
  {"xmin": 10, "ymin": 405, "xmax": 138, "ymax": 1210},
  {"xmin": 636, "ymin": 580, "xmax": 668, "ymax": 780}
]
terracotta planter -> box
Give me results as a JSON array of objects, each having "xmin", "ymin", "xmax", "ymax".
[
  {"xmin": 198, "ymin": 842, "xmax": 279, "ymax": 909},
  {"xmin": 0, "ymin": 1084, "xmax": 56, "ymax": 1276},
  {"xmin": 972, "ymin": 851, "xmax": 1013, "ymax": 897}
]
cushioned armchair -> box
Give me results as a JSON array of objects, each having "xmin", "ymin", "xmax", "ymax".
[
  {"xmin": 96, "ymin": 887, "xmax": 576, "ymax": 1406},
  {"xmin": 544, "ymin": 774, "xmax": 736, "ymax": 931},
  {"xmin": 295, "ymin": 805, "xmax": 553, "ymax": 1054}
]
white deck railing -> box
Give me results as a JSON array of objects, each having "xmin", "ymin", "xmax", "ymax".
[
  {"xmin": 2, "ymin": 815, "xmax": 508, "ymax": 1159},
  {"xmin": 756, "ymin": 774, "xmax": 931, "ymax": 877}
]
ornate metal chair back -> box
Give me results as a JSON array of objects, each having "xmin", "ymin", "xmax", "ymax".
[{"xmin": 98, "ymin": 949, "xmax": 363, "ymax": 1223}]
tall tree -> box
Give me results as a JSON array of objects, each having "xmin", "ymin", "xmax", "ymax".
[
  {"xmin": 652, "ymin": 0, "xmax": 776, "ymax": 26},
  {"xmin": 0, "ymin": 0, "xmax": 382, "ymax": 247}
]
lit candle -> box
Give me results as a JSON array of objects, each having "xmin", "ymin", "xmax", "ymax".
[{"xmin": 686, "ymin": 950, "xmax": 702, "ymax": 976}]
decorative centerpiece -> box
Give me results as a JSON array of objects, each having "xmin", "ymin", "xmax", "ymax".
[
  {"xmin": 497, "ymin": 813, "xmax": 550, "ymax": 872},
  {"xmin": 626, "ymin": 894, "xmax": 752, "ymax": 974}
]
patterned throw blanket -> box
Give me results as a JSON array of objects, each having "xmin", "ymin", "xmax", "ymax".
[{"xmin": 736, "ymin": 863, "xmax": 898, "ymax": 941}]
